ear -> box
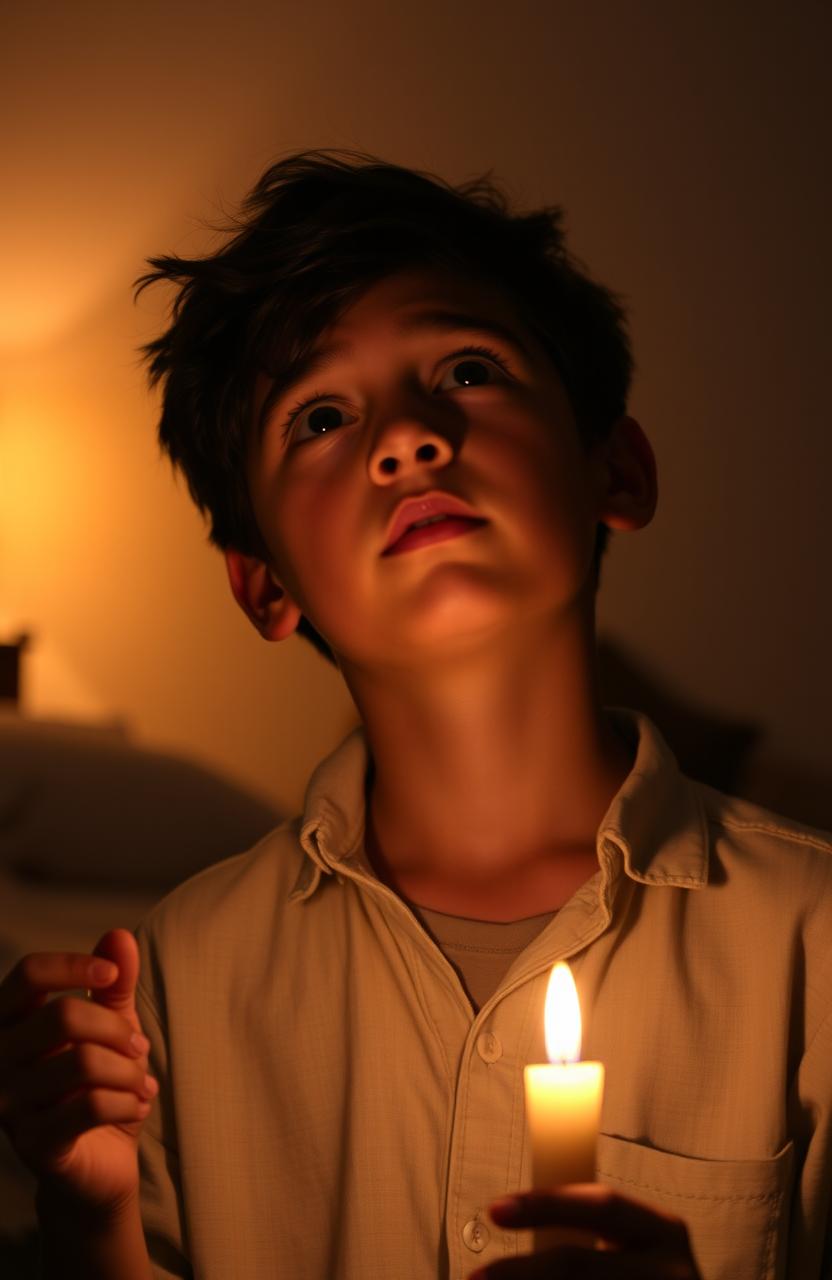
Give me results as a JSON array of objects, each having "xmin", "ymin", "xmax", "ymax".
[
  {"xmin": 224, "ymin": 549, "xmax": 303, "ymax": 642},
  {"xmin": 594, "ymin": 416, "xmax": 658, "ymax": 533}
]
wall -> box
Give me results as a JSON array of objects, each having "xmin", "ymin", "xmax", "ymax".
[{"xmin": 1, "ymin": 0, "xmax": 830, "ymax": 817}]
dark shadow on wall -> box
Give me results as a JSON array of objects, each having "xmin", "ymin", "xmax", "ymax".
[
  {"xmin": 598, "ymin": 635, "xmax": 831, "ymax": 832},
  {"xmin": 0, "ymin": 1228, "xmax": 39, "ymax": 1279},
  {"xmin": 0, "ymin": 713, "xmax": 281, "ymax": 894},
  {"xmin": 733, "ymin": 755, "xmax": 832, "ymax": 834}
]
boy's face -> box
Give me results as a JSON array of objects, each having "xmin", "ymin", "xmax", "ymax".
[{"xmin": 237, "ymin": 267, "xmax": 640, "ymax": 669}]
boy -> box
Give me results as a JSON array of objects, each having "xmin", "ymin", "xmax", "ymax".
[{"xmin": 2, "ymin": 150, "xmax": 831, "ymax": 1280}]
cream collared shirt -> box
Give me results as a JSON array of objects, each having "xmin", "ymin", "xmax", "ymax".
[{"xmin": 134, "ymin": 708, "xmax": 832, "ymax": 1280}]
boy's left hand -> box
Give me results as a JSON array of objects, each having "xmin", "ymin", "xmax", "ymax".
[{"xmin": 468, "ymin": 1183, "xmax": 702, "ymax": 1278}]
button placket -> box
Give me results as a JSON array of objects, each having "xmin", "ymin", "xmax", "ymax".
[{"xmin": 445, "ymin": 995, "xmax": 539, "ymax": 1278}]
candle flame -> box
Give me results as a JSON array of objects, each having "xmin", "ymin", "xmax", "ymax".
[{"xmin": 543, "ymin": 962, "xmax": 582, "ymax": 1063}]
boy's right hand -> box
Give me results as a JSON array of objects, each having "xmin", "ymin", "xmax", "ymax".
[{"xmin": 0, "ymin": 927, "xmax": 157, "ymax": 1217}]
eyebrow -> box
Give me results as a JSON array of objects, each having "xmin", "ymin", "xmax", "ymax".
[{"xmin": 258, "ymin": 309, "xmax": 531, "ymax": 435}]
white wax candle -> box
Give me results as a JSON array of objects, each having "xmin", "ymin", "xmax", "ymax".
[{"xmin": 523, "ymin": 962, "xmax": 605, "ymax": 1253}]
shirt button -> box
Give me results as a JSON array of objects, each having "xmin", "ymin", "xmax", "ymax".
[
  {"xmin": 462, "ymin": 1218, "xmax": 490, "ymax": 1252},
  {"xmin": 477, "ymin": 1030, "xmax": 502, "ymax": 1063}
]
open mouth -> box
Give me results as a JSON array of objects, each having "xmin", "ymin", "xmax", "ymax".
[{"xmin": 383, "ymin": 515, "xmax": 489, "ymax": 556}]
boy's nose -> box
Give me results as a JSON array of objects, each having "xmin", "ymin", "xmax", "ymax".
[{"xmin": 368, "ymin": 417, "xmax": 456, "ymax": 481}]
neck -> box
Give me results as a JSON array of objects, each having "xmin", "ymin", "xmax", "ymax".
[{"xmin": 341, "ymin": 598, "xmax": 635, "ymax": 914}]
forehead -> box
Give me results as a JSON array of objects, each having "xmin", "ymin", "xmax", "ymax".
[
  {"xmin": 324, "ymin": 265, "xmax": 532, "ymax": 337},
  {"xmin": 251, "ymin": 265, "xmax": 546, "ymax": 435},
  {"xmin": 252, "ymin": 266, "xmax": 537, "ymax": 401}
]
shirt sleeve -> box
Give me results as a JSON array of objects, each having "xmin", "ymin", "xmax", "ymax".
[
  {"xmin": 134, "ymin": 924, "xmax": 193, "ymax": 1280},
  {"xmin": 788, "ymin": 991, "xmax": 832, "ymax": 1277}
]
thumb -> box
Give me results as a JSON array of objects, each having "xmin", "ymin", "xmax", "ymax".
[{"xmin": 90, "ymin": 927, "xmax": 142, "ymax": 1032}]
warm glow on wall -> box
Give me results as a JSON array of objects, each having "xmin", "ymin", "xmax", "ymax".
[
  {"xmin": 0, "ymin": 374, "xmax": 122, "ymax": 718},
  {"xmin": 0, "ymin": 389, "xmax": 90, "ymax": 572}
]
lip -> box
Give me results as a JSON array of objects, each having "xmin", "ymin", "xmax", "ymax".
[{"xmin": 381, "ymin": 490, "xmax": 488, "ymax": 555}]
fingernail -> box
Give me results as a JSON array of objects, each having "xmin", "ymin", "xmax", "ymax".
[
  {"xmin": 142, "ymin": 1074, "xmax": 159, "ymax": 1097},
  {"xmin": 130, "ymin": 1033, "xmax": 151, "ymax": 1056},
  {"xmin": 89, "ymin": 960, "xmax": 117, "ymax": 983},
  {"xmin": 490, "ymin": 1195, "xmax": 522, "ymax": 1215},
  {"xmin": 486, "ymin": 1187, "xmax": 517, "ymax": 1208}
]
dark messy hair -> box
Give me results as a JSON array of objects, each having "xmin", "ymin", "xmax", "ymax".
[{"xmin": 136, "ymin": 148, "xmax": 633, "ymax": 667}]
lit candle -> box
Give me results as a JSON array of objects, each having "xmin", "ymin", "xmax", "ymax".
[{"xmin": 523, "ymin": 962, "xmax": 605, "ymax": 1253}]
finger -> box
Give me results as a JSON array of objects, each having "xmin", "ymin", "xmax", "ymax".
[
  {"xmin": 89, "ymin": 930, "xmax": 142, "ymax": 1036},
  {"xmin": 471, "ymin": 1246, "xmax": 690, "ymax": 1279},
  {"xmin": 90, "ymin": 930, "xmax": 138, "ymax": 1012},
  {"xmin": 16, "ymin": 1088, "xmax": 153, "ymax": 1169},
  {"xmin": 0, "ymin": 995, "xmax": 148, "ymax": 1076},
  {"xmin": 488, "ymin": 1185, "xmax": 688, "ymax": 1252},
  {"xmin": 0, "ymin": 953, "xmax": 118, "ymax": 1027},
  {"xmin": 12, "ymin": 1041, "xmax": 157, "ymax": 1111},
  {"xmin": 470, "ymin": 1245, "xmax": 612, "ymax": 1278}
]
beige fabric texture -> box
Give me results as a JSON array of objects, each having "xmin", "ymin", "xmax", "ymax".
[
  {"xmin": 411, "ymin": 905, "xmax": 557, "ymax": 1013},
  {"xmin": 134, "ymin": 707, "xmax": 832, "ymax": 1280}
]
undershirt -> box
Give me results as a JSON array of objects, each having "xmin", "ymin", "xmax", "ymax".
[{"xmin": 409, "ymin": 903, "xmax": 558, "ymax": 1012}]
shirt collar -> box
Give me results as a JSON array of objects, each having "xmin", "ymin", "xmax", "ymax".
[{"xmin": 289, "ymin": 706, "xmax": 709, "ymax": 903}]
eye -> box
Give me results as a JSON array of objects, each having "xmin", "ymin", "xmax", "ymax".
[
  {"xmin": 437, "ymin": 345, "xmax": 513, "ymax": 392},
  {"xmin": 280, "ymin": 343, "xmax": 512, "ymax": 442},
  {"xmin": 281, "ymin": 395, "xmax": 358, "ymax": 443}
]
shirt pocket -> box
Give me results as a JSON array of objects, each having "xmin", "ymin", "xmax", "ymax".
[{"xmin": 595, "ymin": 1132, "xmax": 795, "ymax": 1280}]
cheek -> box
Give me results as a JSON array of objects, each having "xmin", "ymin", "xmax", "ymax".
[
  {"xmin": 488, "ymin": 410, "xmax": 590, "ymax": 515},
  {"xmin": 251, "ymin": 431, "xmax": 370, "ymax": 625},
  {"xmin": 484, "ymin": 410, "xmax": 598, "ymax": 582},
  {"xmin": 246, "ymin": 460, "xmax": 307, "ymax": 600},
  {"xmin": 274, "ymin": 473, "xmax": 359, "ymax": 616}
]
